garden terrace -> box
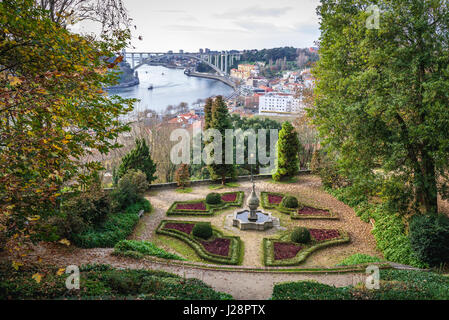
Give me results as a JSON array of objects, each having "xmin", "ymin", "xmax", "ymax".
[{"xmin": 156, "ymin": 220, "xmax": 241, "ymax": 265}]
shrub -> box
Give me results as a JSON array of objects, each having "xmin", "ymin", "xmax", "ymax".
[
  {"xmin": 192, "ymin": 223, "xmax": 213, "ymax": 240},
  {"xmin": 337, "ymin": 254, "xmax": 383, "ymax": 266},
  {"xmin": 205, "ymin": 192, "xmax": 222, "ymax": 205},
  {"xmin": 291, "ymin": 227, "xmax": 311, "ymax": 244},
  {"xmin": 114, "ymin": 240, "xmax": 184, "ymax": 260},
  {"xmin": 175, "ymin": 164, "xmax": 190, "ymax": 188},
  {"xmin": 112, "ymin": 169, "xmax": 148, "ymax": 210},
  {"xmin": 282, "ymin": 196, "xmax": 299, "ymax": 208},
  {"xmin": 409, "ymin": 214, "xmax": 449, "ymax": 267},
  {"xmin": 61, "ymin": 186, "xmax": 110, "ymax": 226}
]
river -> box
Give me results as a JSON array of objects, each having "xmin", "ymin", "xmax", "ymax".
[{"xmin": 107, "ymin": 65, "xmax": 234, "ymax": 116}]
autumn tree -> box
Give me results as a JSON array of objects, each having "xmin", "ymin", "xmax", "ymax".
[
  {"xmin": 0, "ymin": 0, "xmax": 134, "ymax": 265},
  {"xmin": 116, "ymin": 138, "xmax": 157, "ymax": 184},
  {"xmin": 273, "ymin": 121, "xmax": 301, "ymax": 181},
  {"xmin": 175, "ymin": 164, "xmax": 190, "ymax": 189},
  {"xmin": 312, "ymin": 0, "xmax": 449, "ymax": 213}
]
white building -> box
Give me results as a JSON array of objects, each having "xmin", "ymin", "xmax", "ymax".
[{"xmin": 258, "ymin": 92, "xmax": 304, "ymax": 116}]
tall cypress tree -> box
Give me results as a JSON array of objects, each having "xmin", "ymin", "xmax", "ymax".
[
  {"xmin": 273, "ymin": 121, "xmax": 300, "ymax": 181},
  {"xmin": 207, "ymin": 96, "xmax": 235, "ymax": 185},
  {"xmin": 116, "ymin": 138, "xmax": 157, "ymax": 184},
  {"xmin": 204, "ymin": 97, "xmax": 213, "ymax": 130}
]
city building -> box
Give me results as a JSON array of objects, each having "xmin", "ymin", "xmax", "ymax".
[
  {"xmin": 258, "ymin": 92, "xmax": 304, "ymax": 116},
  {"xmin": 230, "ymin": 64, "xmax": 258, "ymax": 80}
]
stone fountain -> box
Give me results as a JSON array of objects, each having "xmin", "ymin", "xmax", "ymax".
[{"xmin": 232, "ymin": 179, "xmax": 277, "ymax": 231}]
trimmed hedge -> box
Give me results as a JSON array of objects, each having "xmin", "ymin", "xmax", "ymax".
[
  {"xmin": 166, "ymin": 191, "xmax": 244, "ymax": 216},
  {"xmin": 72, "ymin": 199, "xmax": 151, "ymax": 248},
  {"xmin": 206, "ymin": 193, "xmax": 222, "ymax": 205},
  {"xmin": 327, "ymin": 187, "xmax": 426, "ymax": 268},
  {"xmin": 192, "ymin": 223, "xmax": 213, "ymax": 240},
  {"xmin": 113, "ymin": 240, "xmax": 185, "ymax": 261},
  {"xmin": 260, "ymin": 191, "xmax": 339, "ymax": 220},
  {"xmin": 272, "ymin": 269, "xmax": 449, "ymax": 300},
  {"xmin": 156, "ymin": 220, "xmax": 241, "ymax": 265},
  {"xmin": 0, "ymin": 263, "xmax": 232, "ymax": 300},
  {"xmin": 263, "ymin": 229, "xmax": 350, "ymax": 266},
  {"xmin": 291, "ymin": 227, "xmax": 311, "ymax": 244}
]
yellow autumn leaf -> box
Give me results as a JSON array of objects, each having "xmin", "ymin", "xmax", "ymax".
[
  {"xmin": 27, "ymin": 215, "xmax": 41, "ymax": 221},
  {"xmin": 32, "ymin": 273, "xmax": 43, "ymax": 283},
  {"xmin": 56, "ymin": 268, "xmax": 65, "ymax": 276},
  {"xmin": 12, "ymin": 261, "xmax": 23, "ymax": 270},
  {"xmin": 52, "ymin": 144, "xmax": 62, "ymax": 151},
  {"xmin": 59, "ymin": 239, "xmax": 71, "ymax": 246},
  {"xmin": 9, "ymin": 76, "xmax": 22, "ymax": 86}
]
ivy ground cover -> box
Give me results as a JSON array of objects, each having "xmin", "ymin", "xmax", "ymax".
[
  {"xmin": 166, "ymin": 191, "xmax": 244, "ymax": 216},
  {"xmin": 263, "ymin": 228, "xmax": 350, "ymax": 266},
  {"xmin": 260, "ymin": 191, "xmax": 339, "ymax": 220},
  {"xmin": 156, "ymin": 220, "xmax": 241, "ymax": 265}
]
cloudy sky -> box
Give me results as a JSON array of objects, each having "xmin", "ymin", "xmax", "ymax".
[{"xmin": 119, "ymin": 0, "xmax": 320, "ymax": 52}]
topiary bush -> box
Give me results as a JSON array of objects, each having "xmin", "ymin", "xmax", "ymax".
[
  {"xmin": 291, "ymin": 227, "xmax": 311, "ymax": 244},
  {"xmin": 409, "ymin": 214, "xmax": 449, "ymax": 267},
  {"xmin": 206, "ymin": 192, "xmax": 222, "ymax": 205},
  {"xmin": 192, "ymin": 223, "xmax": 213, "ymax": 240},
  {"xmin": 282, "ymin": 196, "xmax": 299, "ymax": 208}
]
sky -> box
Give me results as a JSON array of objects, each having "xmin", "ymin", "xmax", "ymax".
[{"xmin": 115, "ymin": 0, "xmax": 321, "ymax": 52}]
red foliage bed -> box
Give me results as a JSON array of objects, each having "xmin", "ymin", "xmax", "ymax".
[
  {"xmin": 273, "ymin": 242, "xmax": 303, "ymax": 260},
  {"xmin": 297, "ymin": 206, "xmax": 330, "ymax": 216},
  {"xmin": 268, "ymin": 194, "xmax": 284, "ymax": 204},
  {"xmin": 200, "ymin": 238, "xmax": 230, "ymax": 257},
  {"xmin": 309, "ymin": 229, "xmax": 340, "ymax": 241},
  {"xmin": 163, "ymin": 222, "xmax": 195, "ymax": 235},
  {"xmin": 221, "ymin": 193, "xmax": 237, "ymax": 202},
  {"xmin": 175, "ymin": 202, "xmax": 207, "ymax": 211}
]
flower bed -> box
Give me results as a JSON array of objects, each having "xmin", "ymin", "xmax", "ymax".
[
  {"xmin": 310, "ymin": 229, "xmax": 340, "ymax": 241},
  {"xmin": 167, "ymin": 191, "xmax": 244, "ymax": 216},
  {"xmin": 163, "ymin": 222, "xmax": 195, "ymax": 235},
  {"xmin": 261, "ymin": 191, "xmax": 338, "ymax": 220},
  {"xmin": 175, "ymin": 202, "xmax": 207, "ymax": 211},
  {"xmin": 273, "ymin": 242, "xmax": 303, "ymax": 260},
  {"xmin": 156, "ymin": 220, "xmax": 241, "ymax": 265},
  {"xmin": 263, "ymin": 229, "xmax": 350, "ymax": 266},
  {"xmin": 200, "ymin": 238, "xmax": 231, "ymax": 257}
]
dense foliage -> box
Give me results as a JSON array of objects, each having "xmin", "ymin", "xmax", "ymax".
[
  {"xmin": 337, "ymin": 254, "xmax": 383, "ymax": 266},
  {"xmin": 0, "ymin": 263, "xmax": 232, "ymax": 300},
  {"xmin": 291, "ymin": 227, "xmax": 311, "ymax": 244},
  {"xmin": 409, "ymin": 214, "xmax": 449, "ymax": 267},
  {"xmin": 272, "ymin": 269, "xmax": 449, "ymax": 300},
  {"xmin": 282, "ymin": 196, "xmax": 299, "ymax": 209},
  {"xmin": 312, "ymin": 0, "xmax": 449, "ymax": 214},
  {"xmin": 192, "ymin": 223, "xmax": 213, "ymax": 240},
  {"xmin": 115, "ymin": 138, "xmax": 157, "ymax": 184},
  {"xmin": 205, "ymin": 193, "xmax": 222, "ymax": 205},
  {"xmin": 204, "ymin": 96, "xmax": 235, "ymax": 184},
  {"xmin": 273, "ymin": 122, "xmax": 301, "ymax": 181},
  {"xmin": 112, "ymin": 170, "xmax": 148, "ymax": 211},
  {"xmin": 174, "ymin": 164, "xmax": 190, "ymax": 188},
  {"xmin": 72, "ymin": 199, "xmax": 150, "ymax": 248}
]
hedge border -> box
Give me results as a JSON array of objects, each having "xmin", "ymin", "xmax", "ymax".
[
  {"xmin": 263, "ymin": 229, "xmax": 350, "ymax": 266},
  {"xmin": 166, "ymin": 191, "xmax": 244, "ymax": 216},
  {"xmin": 260, "ymin": 191, "xmax": 339, "ymax": 220},
  {"xmin": 156, "ymin": 220, "xmax": 241, "ymax": 265}
]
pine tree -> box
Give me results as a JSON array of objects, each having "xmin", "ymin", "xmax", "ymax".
[
  {"xmin": 207, "ymin": 96, "xmax": 235, "ymax": 185},
  {"xmin": 117, "ymin": 138, "xmax": 157, "ymax": 184},
  {"xmin": 273, "ymin": 121, "xmax": 300, "ymax": 181},
  {"xmin": 175, "ymin": 164, "xmax": 190, "ymax": 188}
]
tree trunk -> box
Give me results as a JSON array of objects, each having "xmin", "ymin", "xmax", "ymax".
[{"xmin": 420, "ymin": 151, "xmax": 438, "ymax": 213}]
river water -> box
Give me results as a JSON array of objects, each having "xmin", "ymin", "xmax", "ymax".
[{"xmin": 107, "ymin": 65, "xmax": 234, "ymax": 115}]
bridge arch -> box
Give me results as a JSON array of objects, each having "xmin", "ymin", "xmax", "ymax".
[{"xmin": 132, "ymin": 54, "xmax": 226, "ymax": 76}]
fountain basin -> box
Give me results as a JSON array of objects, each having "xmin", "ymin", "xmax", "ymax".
[{"xmin": 233, "ymin": 210, "xmax": 274, "ymax": 231}]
